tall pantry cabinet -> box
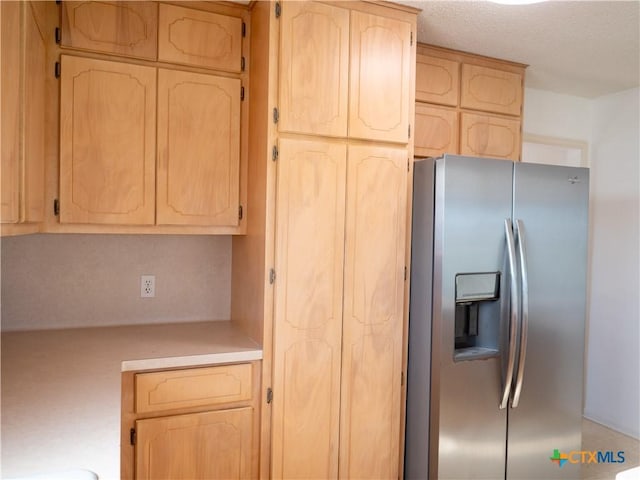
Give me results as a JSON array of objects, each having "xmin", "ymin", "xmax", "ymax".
[{"xmin": 232, "ymin": 1, "xmax": 418, "ymax": 478}]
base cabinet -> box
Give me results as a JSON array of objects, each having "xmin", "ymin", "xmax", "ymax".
[{"xmin": 121, "ymin": 362, "xmax": 260, "ymax": 480}]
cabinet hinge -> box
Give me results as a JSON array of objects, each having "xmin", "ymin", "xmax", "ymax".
[
  {"xmin": 55, "ymin": 27, "xmax": 61, "ymax": 44},
  {"xmin": 273, "ymin": 107, "xmax": 279, "ymax": 124},
  {"xmin": 404, "ymin": 266, "xmax": 407, "ymax": 281},
  {"xmin": 401, "ymin": 371, "xmax": 405, "ymax": 386},
  {"xmin": 408, "ymin": 124, "xmax": 411, "ymax": 139},
  {"xmin": 238, "ymin": 205, "xmax": 243, "ymax": 220},
  {"xmin": 130, "ymin": 428, "xmax": 136, "ymax": 446},
  {"xmin": 410, "ymin": 31, "xmax": 413, "ymax": 46},
  {"xmin": 269, "ymin": 268, "xmax": 276, "ymax": 285},
  {"xmin": 241, "ymin": 56, "xmax": 246, "ymax": 72},
  {"xmin": 55, "ymin": 0, "xmax": 61, "ymax": 4},
  {"xmin": 272, "ymin": 145, "xmax": 279, "ymax": 162},
  {"xmin": 241, "ymin": 86, "xmax": 245, "ymax": 101},
  {"xmin": 54, "ymin": 62, "xmax": 61, "ymax": 78},
  {"xmin": 242, "ymin": 21, "xmax": 246, "ymax": 37},
  {"xmin": 53, "ymin": 199, "xmax": 60, "ymax": 216},
  {"xmin": 275, "ymin": 2, "xmax": 281, "ymax": 18},
  {"xmin": 267, "ymin": 387, "xmax": 273, "ymax": 404},
  {"xmin": 407, "ymin": 158, "xmax": 410, "ymax": 172}
]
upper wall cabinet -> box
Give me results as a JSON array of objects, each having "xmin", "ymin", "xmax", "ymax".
[
  {"xmin": 414, "ymin": 44, "xmax": 526, "ymax": 161},
  {"xmin": 59, "ymin": 55, "xmax": 157, "ymax": 225},
  {"xmin": 61, "ymin": 1, "xmax": 158, "ymax": 60},
  {"xmin": 158, "ymin": 4, "xmax": 243, "ymax": 72},
  {"xmin": 278, "ymin": 2, "xmax": 349, "ymax": 137},
  {"xmin": 348, "ymin": 11, "xmax": 412, "ymax": 143},
  {"xmin": 278, "ymin": 3, "xmax": 412, "ymax": 143},
  {"xmin": 1, "ymin": 1, "xmax": 46, "ymax": 233}
]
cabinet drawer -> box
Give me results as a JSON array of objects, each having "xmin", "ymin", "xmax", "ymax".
[
  {"xmin": 415, "ymin": 54, "xmax": 459, "ymax": 106},
  {"xmin": 158, "ymin": 4, "xmax": 243, "ymax": 72},
  {"xmin": 460, "ymin": 112, "xmax": 521, "ymax": 161},
  {"xmin": 414, "ymin": 104, "xmax": 458, "ymax": 157},
  {"xmin": 135, "ymin": 363, "xmax": 252, "ymax": 414},
  {"xmin": 61, "ymin": 1, "xmax": 158, "ymax": 60},
  {"xmin": 460, "ymin": 64, "xmax": 523, "ymax": 116}
]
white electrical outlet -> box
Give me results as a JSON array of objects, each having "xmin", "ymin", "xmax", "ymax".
[{"xmin": 140, "ymin": 275, "xmax": 155, "ymax": 298}]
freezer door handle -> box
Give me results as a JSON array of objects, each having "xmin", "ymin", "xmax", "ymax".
[
  {"xmin": 500, "ymin": 218, "xmax": 519, "ymax": 409},
  {"xmin": 511, "ymin": 219, "xmax": 529, "ymax": 408}
]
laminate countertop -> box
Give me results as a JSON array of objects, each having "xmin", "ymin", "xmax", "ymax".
[{"xmin": 0, "ymin": 321, "xmax": 262, "ymax": 479}]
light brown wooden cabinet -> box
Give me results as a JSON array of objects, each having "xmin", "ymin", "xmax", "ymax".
[
  {"xmin": 278, "ymin": 2, "xmax": 411, "ymax": 143},
  {"xmin": 414, "ymin": 44, "xmax": 526, "ymax": 161},
  {"xmin": 254, "ymin": 2, "xmax": 417, "ymax": 478},
  {"xmin": 55, "ymin": 2, "xmax": 249, "ymax": 232},
  {"xmin": 1, "ymin": 1, "xmax": 46, "ymax": 234},
  {"xmin": 122, "ymin": 362, "xmax": 259, "ymax": 480}
]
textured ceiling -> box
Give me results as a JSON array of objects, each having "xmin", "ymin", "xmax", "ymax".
[{"xmin": 398, "ymin": 1, "xmax": 640, "ymax": 98}]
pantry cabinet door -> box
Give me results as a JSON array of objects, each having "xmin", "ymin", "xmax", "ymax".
[
  {"xmin": 61, "ymin": 1, "xmax": 158, "ymax": 60},
  {"xmin": 278, "ymin": 1, "xmax": 349, "ymax": 137},
  {"xmin": 271, "ymin": 138, "xmax": 347, "ymax": 480},
  {"xmin": 59, "ymin": 55, "xmax": 156, "ymax": 225},
  {"xmin": 1, "ymin": 0, "xmax": 21, "ymax": 224},
  {"xmin": 135, "ymin": 408, "xmax": 253, "ymax": 480},
  {"xmin": 340, "ymin": 144, "xmax": 407, "ymax": 479},
  {"xmin": 349, "ymin": 11, "xmax": 412, "ymax": 143},
  {"xmin": 156, "ymin": 69, "xmax": 240, "ymax": 226}
]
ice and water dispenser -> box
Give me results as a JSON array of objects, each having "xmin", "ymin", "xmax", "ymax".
[{"xmin": 454, "ymin": 272, "xmax": 501, "ymax": 361}]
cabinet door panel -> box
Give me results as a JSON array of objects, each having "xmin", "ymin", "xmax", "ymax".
[
  {"xmin": 460, "ymin": 112, "xmax": 521, "ymax": 161},
  {"xmin": 414, "ymin": 104, "xmax": 459, "ymax": 157},
  {"xmin": 59, "ymin": 56, "xmax": 156, "ymax": 225},
  {"xmin": 415, "ymin": 54, "xmax": 459, "ymax": 106},
  {"xmin": 279, "ymin": 2, "xmax": 349, "ymax": 137},
  {"xmin": 340, "ymin": 144, "xmax": 407, "ymax": 479},
  {"xmin": 349, "ymin": 11, "xmax": 411, "ymax": 143},
  {"xmin": 157, "ymin": 69, "xmax": 240, "ymax": 226},
  {"xmin": 271, "ymin": 138, "xmax": 346, "ymax": 479},
  {"xmin": 158, "ymin": 4, "xmax": 242, "ymax": 72},
  {"xmin": 61, "ymin": 1, "xmax": 158, "ymax": 60},
  {"xmin": 1, "ymin": 1, "xmax": 21, "ymax": 224},
  {"xmin": 461, "ymin": 64, "xmax": 523, "ymax": 116},
  {"xmin": 23, "ymin": 1, "xmax": 46, "ymax": 223},
  {"xmin": 136, "ymin": 408, "xmax": 253, "ymax": 480}
]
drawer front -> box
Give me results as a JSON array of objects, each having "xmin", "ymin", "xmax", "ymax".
[
  {"xmin": 61, "ymin": 1, "xmax": 158, "ymax": 60},
  {"xmin": 460, "ymin": 112, "xmax": 521, "ymax": 161},
  {"xmin": 158, "ymin": 4, "xmax": 242, "ymax": 72},
  {"xmin": 135, "ymin": 363, "xmax": 252, "ymax": 414},
  {"xmin": 414, "ymin": 103, "xmax": 459, "ymax": 157},
  {"xmin": 415, "ymin": 54, "xmax": 459, "ymax": 106},
  {"xmin": 460, "ymin": 64, "xmax": 523, "ymax": 116}
]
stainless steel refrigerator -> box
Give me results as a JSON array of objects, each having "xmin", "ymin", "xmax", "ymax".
[{"xmin": 405, "ymin": 155, "xmax": 589, "ymax": 479}]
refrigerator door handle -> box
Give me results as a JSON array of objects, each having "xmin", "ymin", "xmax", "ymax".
[
  {"xmin": 511, "ymin": 219, "xmax": 529, "ymax": 408},
  {"xmin": 500, "ymin": 218, "xmax": 519, "ymax": 409}
]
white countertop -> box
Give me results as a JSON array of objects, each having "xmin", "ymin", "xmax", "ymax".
[{"xmin": 0, "ymin": 321, "xmax": 262, "ymax": 479}]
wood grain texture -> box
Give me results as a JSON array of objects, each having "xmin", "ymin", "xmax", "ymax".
[
  {"xmin": 59, "ymin": 55, "xmax": 156, "ymax": 225},
  {"xmin": 61, "ymin": 1, "xmax": 158, "ymax": 60},
  {"xmin": 135, "ymin": 407, "xmax": 253, "ymax": 480},
  {"xmin": 135, "ymin": 363, "xmax": 252, "ymax": 414},
  {"xmin": 460, "ymin": 112, "xmax": 521, "ymax": 160},
  {"xmin": 156, "ymin": 68, "xmax": 240, "ymax": 226},
  {"xmin": 340, "ymin": 144, "xmax": 407, "ymax": 479},
  {"xmin": 416, "ymin": 53, "xmax": 459, "ymax": 106},
  {"xmin": 23, "ymin": 1, "xmax": 46, "ymax": 223},
  {"xmin": 271, "ymin": 138, "xmax": 347, "ymax": 480},
  {"xmin": 158, "ymin": 4, "xmax": 242, "ymax": 72},
  {"xmin": 414, "ymin": 103, "xmax": 459, "ymax": 157},
  {"xmin": 278, "ymin": 1, "xmax": 349, "ymax": 137},
  {"xmin": 349, "ymin": 10, "xmax": 411, "ymax": 143},
  {"xmin": 461, "ymin": 63, "xmax": 523, "ymax": 117},
  {"xmin": 1, "ymin": 0, "xmax": 21, "ymax": 224}
]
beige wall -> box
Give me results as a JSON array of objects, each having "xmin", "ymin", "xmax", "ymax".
[{"xmin": 1, "ymin": 234, "xmax": 232, "ymax": 331}]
